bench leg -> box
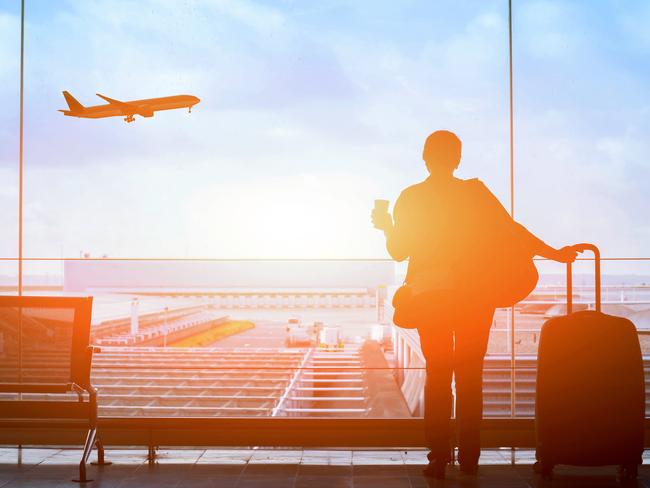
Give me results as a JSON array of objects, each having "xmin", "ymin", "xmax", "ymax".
[
  {"xmin": 72, "ymin": 427, "xmax": 96, "ymax": 482},
  {"xmin": 148, "ymin": 445, "xmax": 157, "ymax": 464},
  {"xmin": 91, "ymin": 438, "xmax": 112, "ymax": 466}
]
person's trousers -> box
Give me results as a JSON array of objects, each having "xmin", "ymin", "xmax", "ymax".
[{"xmin": 417, "ymin": 305, "xmax": 495, "ymax": 465}]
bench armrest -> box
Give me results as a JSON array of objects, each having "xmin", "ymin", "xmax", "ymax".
[
  {"xmin": 70, "ymin": 347, "xmax": 99, "ymax": 398},
  {"xmin": 0, "ymin": 383, "xmax": 76, "ymax": 394}
]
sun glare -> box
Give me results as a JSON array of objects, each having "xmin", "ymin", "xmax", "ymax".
[{"xmin": 186, "ymin": 173, "xmax": 382, "ymax": 258}]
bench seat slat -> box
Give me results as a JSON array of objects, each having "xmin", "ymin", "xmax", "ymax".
[
  {"xmin": 0, "ymin": 401, "xmax": 91, "ymax": 420},
  {"xmin": 0, "ymin": 383, "xmax": 74, "ymax": 394}
]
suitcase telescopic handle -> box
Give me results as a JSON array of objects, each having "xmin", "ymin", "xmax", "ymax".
[{"xmin": 566, "ymin": 243, "xmax": 601, "ymax": 314}]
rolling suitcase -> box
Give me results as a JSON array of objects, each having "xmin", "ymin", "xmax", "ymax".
[{"xmin": 535, "ymin": 243, "xmax": 645, "ymax": 481}]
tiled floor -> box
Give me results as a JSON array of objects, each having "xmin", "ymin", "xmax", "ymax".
[{"xmin": 0, "ymin": 448, "xmax": 648, "ymax": 487}]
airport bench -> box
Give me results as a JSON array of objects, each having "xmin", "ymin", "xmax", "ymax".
[{"xmin": 0, "ymin": 296, "xmax": 108, "ymax": 482}]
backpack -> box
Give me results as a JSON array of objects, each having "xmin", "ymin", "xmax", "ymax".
[{"xmin": 392, "ymin": 178, "xmax": 538, "ymax": 328}]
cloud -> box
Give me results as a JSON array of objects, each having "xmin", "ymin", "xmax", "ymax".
[
  {"xmin": 515, "ymin": 0, "xmax": 583, "ymax": 60},
  {"xmin": 0, "ymin": 0, "xmax": 648, "ymax": 261},
  {"xmin": 0, "ymin": 13, "xmax": 19, "ymax": 80},
  {"xmin": 0, "ymin": 1, "xmax": 515, "ymax": 259},
  {"xmin": 511, "ymin": 0, "xmax": 650, "ymax": 258},
  {"xmin": 184, "ymin": 171, "xmax": 385, "ymax": 258},
  {"xmin": 618, "ymin": 2, "xmax": 650, "ymax": 52}
]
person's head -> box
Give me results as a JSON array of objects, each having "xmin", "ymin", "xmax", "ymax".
[{"xmin": 422, "ymin": 130, "xmax": 462, "ymax": 174}]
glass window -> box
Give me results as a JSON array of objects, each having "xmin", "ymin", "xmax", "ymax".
[
  {"xmin": 20, "ymin": 0, "xmax": 508, "ymax": 260},
  {"xmin": 0, "ymin": 3, "xmax": 20, "ymax": 285},
  {"xmin": 12, "ymin": 0, "xmax": 512, "ymax": 418},
  {"xmin": 2, "ymin": 0, "xmax": 647, "ymax": 423},
  {"xmin": 513, "ymin": 0, "xmax": 650, "ymax": 417},
  {"xmin": 513, "ymin": 0, "xmax": 650, "ymax": 257}
]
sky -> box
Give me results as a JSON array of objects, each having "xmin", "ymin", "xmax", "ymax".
[{"xmin": 0, "ymin": 0, "xmax": 649, "ymax": 268}]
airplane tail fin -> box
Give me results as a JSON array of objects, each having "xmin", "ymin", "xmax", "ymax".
[{"xmin": 62, "ymin": 91, "xmax": 84, "ymax": 112}]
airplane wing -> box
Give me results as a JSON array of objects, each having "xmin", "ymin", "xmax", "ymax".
[{"xmin": 96, "ymin": 93, "xmax": 136, "ymax": 110}]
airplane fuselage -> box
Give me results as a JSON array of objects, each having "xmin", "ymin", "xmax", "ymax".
[{"xmin": 59, "ymin": 93, "xmax": 200, "ymax": 122}]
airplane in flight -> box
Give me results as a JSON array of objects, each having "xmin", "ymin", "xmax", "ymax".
[{"xmin": 59, "ymin": 91, "xmax": 200, "ymax": 123}]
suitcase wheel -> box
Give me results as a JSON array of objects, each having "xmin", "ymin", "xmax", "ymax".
[
  {"xmin": 533, "ymin": 461, "xmax": 553, "ymax": 480},
  {"xmin": 617, "ymin": 464, "xmax": 638, "ymax": 482}
]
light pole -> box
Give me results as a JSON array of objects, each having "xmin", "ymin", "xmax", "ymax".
[{"xmin": 162, "ymin": 306, "xmax": 169, "ymax": 347}]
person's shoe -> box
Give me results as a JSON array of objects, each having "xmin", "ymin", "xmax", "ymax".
[
  {"xmin": 422, "ymin": 459, "xmax": 447, "ymax": 479},
  {"xmin": 459, "ymin": 462, "xmax": 478, "ymax": 476}
]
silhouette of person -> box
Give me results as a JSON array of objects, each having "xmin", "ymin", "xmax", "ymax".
[{"xmin": 372, "ymin": 130, "xmax": 579, "ymax": 479}]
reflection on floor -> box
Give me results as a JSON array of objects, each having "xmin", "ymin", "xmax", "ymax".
[{"xmin": 0, "ymin": 448, "xmax": 648, "ymax": 487}]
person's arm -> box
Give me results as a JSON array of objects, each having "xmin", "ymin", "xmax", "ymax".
[
  {"xmin": 476, "ymin": 181, "xmax": 578, "ymax": 263},
  {"xmin": 513, "ymin": 222, "xmax": 577, "ymax": 263}
]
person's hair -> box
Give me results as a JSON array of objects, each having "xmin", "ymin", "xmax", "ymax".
[{"xmin": 422, "ymin": 130, "xmax": 462, "ymax": 172}]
